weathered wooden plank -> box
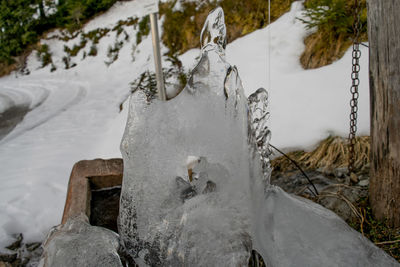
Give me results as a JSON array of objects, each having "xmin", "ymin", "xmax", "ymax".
[{"xmin": 368, "ymin": 0, "xmax": 400, "ymax": 227}]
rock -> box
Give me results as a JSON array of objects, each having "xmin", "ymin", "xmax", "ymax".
[
  {"xmin": 0, "ymin": 253, "xmax": 16, "ymax": 263},
  {"xmin": 333, "ymin": 167, "xmax": 347, "ymax": 178},
  {"xmin": 350, "ymin": 172, "xmax": 359, "ymax": 184},
  {"xmin": 358, "ymin": 179, "xmax": 370, "ymax": 187},
  {"xmin": 318, "ymin": 185, "xmax": 368, "ymax": 222},
  {"xmin": 271, "ymin": 170, "xmax": 334, "ymax": 197},
  {"xmin": 6, "ymin": 233, "xmax": 23, "ymax": 251},
  {"xmin": 39, "ymin": 214, "xmax": 123, "ymax": 267}
]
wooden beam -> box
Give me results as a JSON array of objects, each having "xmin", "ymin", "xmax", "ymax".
[{"xmin": 368, "ymin": 0, "xmax": 400, "ymax": 227}]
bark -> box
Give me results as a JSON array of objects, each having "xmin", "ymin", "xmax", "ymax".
[{"xmin": 368, "ymin": 0, "xmax": 400, "ymax": 227}]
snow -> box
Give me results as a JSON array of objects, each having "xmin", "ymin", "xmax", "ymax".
[{"xmin": 0, "ymin": 0, "xmax": 370, "ymax": 248}]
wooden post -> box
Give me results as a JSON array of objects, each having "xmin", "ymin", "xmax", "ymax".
[{"xmin": 368, "ymin": 0, "xmax": 400, "ymax": 227}]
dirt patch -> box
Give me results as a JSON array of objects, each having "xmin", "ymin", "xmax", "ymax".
[{"xmin": 0, "ymin": 105, "xmax": 30, "ymax": 141}]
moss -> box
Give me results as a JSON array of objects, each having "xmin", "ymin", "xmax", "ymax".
[{"xmin": 350, "ymin": 197, "xmax": 400, "ymax": 262}]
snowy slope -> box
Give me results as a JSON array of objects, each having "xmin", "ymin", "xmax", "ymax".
[{"xmin": 0, "ymin": 1, "xmax": 369, "ymax": 246}]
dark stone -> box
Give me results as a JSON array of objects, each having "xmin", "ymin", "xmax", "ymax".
[
  {"xmin": 90, "ymin": 187, "xmax": 121, "ymax": 233},
  {"xmin": 318, "ymin": 185, "xmax": 368, "ymax": 222},
  {"xmin": 271, "ymin": 170, "xmax": 334, "ymax": 197}
]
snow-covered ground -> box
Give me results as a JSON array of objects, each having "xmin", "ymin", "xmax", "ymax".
[{"xmin": 0, "ymin": 1, "xmax": 369, "ymax": 246}]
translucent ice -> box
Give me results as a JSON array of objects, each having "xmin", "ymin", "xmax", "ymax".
[
  {"xmin": 119, "ymin": 7, "xmax": 259, "ymax": 266},
  {"xmin": 248, "ymin": 88, "xmax": 272, "ymax": 183},
  {"xmin": 253, "ymin": 186, "xmax": 399, "ymax": 266},
  {"xmin": 119, "ymin": 6, "xmax": 398, "ymax": 267},
  {"xmin": 39, "ymin": 215, "xmax": 122, "ymax": 267}
]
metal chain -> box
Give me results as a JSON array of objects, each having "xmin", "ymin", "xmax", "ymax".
[{"xmin": 348, "ymin": 0, "xmax": 362, "ymax": 174}]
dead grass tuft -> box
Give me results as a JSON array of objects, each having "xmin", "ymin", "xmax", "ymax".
[
  {"xmin": 300, "ymin": 31, "xmax": 352, "ymax": 69},
  {"xmin": 272, "ymin": 136, "xmax": 370, "ymax": 172}
]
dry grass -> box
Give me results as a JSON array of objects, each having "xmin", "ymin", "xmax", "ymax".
[
  {"xmin": 299, "ymin": 0, "xmax": 368, "ymax": 69},
  {"xmin": 300, "ymin": 31, "xmax": 352, "ymax": 69},
  {"xmin": 160, "ymin": 0, "xmax": 295, "ymax": 56},
  {"xmin": 0, "ymin": 47, "xmax": 34, "ymax": 77},
  {"xmin": 272, "ymin": 136, "xmax": 370, "ymax": 173},
  {"xmin": 0, "ymin": 62, "xmax": 17, "ymax": 77}
]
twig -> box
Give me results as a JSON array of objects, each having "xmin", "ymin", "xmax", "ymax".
[
  {"xmin": 375, "ymin": 239, "xmax": 400, "ymax": 245},
  {"xmin": 359, "ymin": 207, "xmax": 365, "ymax": 236},
  {"xmin": 270, "ymin": 144, "xmax": 319, "ymax": 196}
]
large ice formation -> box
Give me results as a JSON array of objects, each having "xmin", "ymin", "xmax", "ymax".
[
  {"xmin": 119, "ymin": 7, "xmax": 259, "ymax": 266},
  {"xmin": 119, "ymin": 6, "xmax": 399, "ymax": 267},
  {"xmin": 38, "ymin": 214, "xmax": 122, "ymax": 267}
]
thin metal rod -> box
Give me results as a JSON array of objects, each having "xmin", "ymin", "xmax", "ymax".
[
  {"xmin": 268, "ymin": 0, "xmax": 271, "ymax": 91},
  {"xmin": 149, "ymin": 13, "xmax": 166, "ymax": 101},
  {"xmin": 269, "ymin": 144, "xmax": 319, "ymax": 197}
]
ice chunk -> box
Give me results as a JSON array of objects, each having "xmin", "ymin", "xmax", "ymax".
[
  {"xmin": 200, "ymin": 7, "xmax": 227, "ymax": 54},
  {"xmin": 38, "ymin": 214, "xmax": 122, "ymax": 267},
  {"xmin": 248, "ymin": 88, "xmax": 272, "ymax": 183},
  {"xmin": 253, "ymin": 186, "xmax": 400, "ymax": 267},
  {"xmin": 119, "ymin": 7, "xmax": 260, "ymax": 266},
  {"xmin": 119, "ymin": 5, "xmax": 398, "ymax": 267}
]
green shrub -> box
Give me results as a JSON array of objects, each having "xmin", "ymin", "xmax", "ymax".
[
  {"xmin": 0, "ymin": 0, "xmax": 38, "ymax": 64},
  {"xmin": 299, "ymin": 0, "xmax": 367, "ymax": 69},
  {"xmin": 300, "ymin": 0, "xmax": 367, "ymax": 40},
  {"xmin": 36, "ymin": 44, "xmax": 53, "ymax": 68},
  {"xmin": 136, "ymin": 16, "xmax": 150, "ymax": 45},
  {"xmin": 88, "ymin": 44, "xmax": 98, "ymax": 56},
  {"xmin": 0, "ymin": 0, "xmax": 118, "ymax": 75}
]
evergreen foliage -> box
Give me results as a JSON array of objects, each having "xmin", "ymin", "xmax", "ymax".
[
  {"xmin": 300, "ymin": 0, "xmax": 367, "ymax": 38},
  {"xmin": 299, "ymin": 0, "xmax": 367, "ymax": 69},
  {"xmin": 160, "ymin": 0, "xmax": 294, "ymax": 56},
  {"xmin": 0, "ymin": 0, "xmax": 38, "ymax": 64},
  {"xmin": 0, "ymin": 0, "xmax": 117, "ymax": 66}
]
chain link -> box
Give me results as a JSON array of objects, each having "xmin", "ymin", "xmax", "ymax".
[{"xmin": 348, "ymin": 0, "xmax": 362, "ymax": 174}]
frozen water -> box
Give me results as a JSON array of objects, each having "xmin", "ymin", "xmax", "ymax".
[
  {"xmin": 119, "ymin": 6, "xmax": 398, "ymax": 267},
  {"xmin": 248, "ymin": 88, "xmax": 272, "ymax": 183},
  {"xmin": 253, "ymin": 186, "xmax": 399, "ymax": 267},
  {"xmin": 38, "ymin": 214, "xmax": 122, "ymax": 267},
  {"xmin": 119, "ymin": 7, "xmax": 261, "ymax": 266}
]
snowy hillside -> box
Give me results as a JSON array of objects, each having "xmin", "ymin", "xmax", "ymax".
[{"xmin": 0, "ymin": 0, "xmax": 369, "ymax": 246}]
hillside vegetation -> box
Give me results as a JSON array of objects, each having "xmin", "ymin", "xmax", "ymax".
[
  {"xmin": 300, "ymin": 0, "xmax": 367, "ymax": 69},
  {"xmin": 0, "ymin": 0, "xmax": 118, "ymax": 76},
  {"xmin": 0, "ymin": 0, "xmax": 368, "ymax": 76},
  {"xmin": 160, "ymin": 0, "xmax": 295, "ymax": 57}
]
